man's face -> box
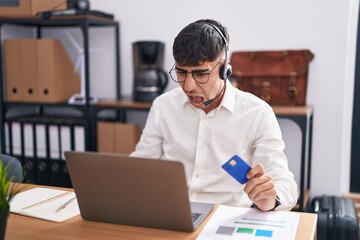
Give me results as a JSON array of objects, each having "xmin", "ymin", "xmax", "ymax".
[{"xmin": 175, "ymin": 59, "xmax": 224, "ymax": 111}]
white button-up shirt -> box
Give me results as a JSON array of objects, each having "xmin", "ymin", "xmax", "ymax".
[{"xmin": 131, "ymin": 81, "xmax": 298, "ymax": 211}]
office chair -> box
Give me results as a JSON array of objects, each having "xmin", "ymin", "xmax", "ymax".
[{"xmin": 0, "ymin": 153, "xmax": 22, "ymax": 182}]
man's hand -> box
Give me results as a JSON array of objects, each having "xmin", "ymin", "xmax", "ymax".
[{"xmin": 244, "ymin": 163, "xmax": 277, "ymax": 211}]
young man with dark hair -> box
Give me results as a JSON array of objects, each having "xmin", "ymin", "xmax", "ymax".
[{"xmin": 131, "ymin": 19, "xmax": 297, "ymax": 211}]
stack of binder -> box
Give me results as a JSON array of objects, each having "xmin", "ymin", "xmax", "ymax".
[{"xmin": 4, "ymin": 115, "xmax": 85, "ymax": 187}]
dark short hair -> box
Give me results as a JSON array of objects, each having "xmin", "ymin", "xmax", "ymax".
[{"xmin": 173, "ymin": 19, "xmax": 229, "ymax": 66}]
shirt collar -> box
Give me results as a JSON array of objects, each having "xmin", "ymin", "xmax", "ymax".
[{"xmin": 220, "ymin": 80, "xmax": 236, "ymax": 113}]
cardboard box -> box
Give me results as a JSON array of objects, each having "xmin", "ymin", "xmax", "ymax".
[
  {"xmin": 97, "ymin": 122, "xmax": 142, "ymax": 154},
  {"xmin": 3, "ymin": 39, "xmax": 81, "ymax": 103},
  {"xmin": 97, "ymin": 121, "xmax": 116, "ymax": 153},
  {"xmin": 0, "ymin": 0, "xmax": 66, "ymax": 17}
]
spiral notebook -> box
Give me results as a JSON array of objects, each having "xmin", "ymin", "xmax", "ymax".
[{"xmin": 9, "ymin": 187, "xmax": 80, "ymax": 222}]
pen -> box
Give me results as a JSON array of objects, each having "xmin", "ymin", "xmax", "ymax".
[{"xmin": 55, "ymin": 197, "xmax": 76, "ymax": 213}]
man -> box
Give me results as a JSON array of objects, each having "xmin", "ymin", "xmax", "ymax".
[{"xmin": 131, "ymin": 19, "xmax": 297, "ymax": 211}]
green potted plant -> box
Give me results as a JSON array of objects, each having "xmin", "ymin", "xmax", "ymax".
[{"xmin": 0, "ymin": 160, "xmax": 22, "ymax": 240}]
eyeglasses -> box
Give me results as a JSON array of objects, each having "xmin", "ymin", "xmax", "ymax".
[{"xmin": 168, "ymin": 60, "xmax": 222, "ymax": 84}]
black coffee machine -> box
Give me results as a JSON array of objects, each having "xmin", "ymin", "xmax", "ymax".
[{"xmin": 133, "ymin": 41, "xmax": 168, "ymax": 102}]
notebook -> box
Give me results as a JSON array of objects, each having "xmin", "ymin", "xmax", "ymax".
[
  {"xmin": 65, "ymin": 151, "xmax": 215, "ymax": 232},
  {"xmin": 9, "ymin": 187, "xmax": 80, "ymax": 222}
]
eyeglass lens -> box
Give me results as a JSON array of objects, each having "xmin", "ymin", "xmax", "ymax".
[
  {"xmin": 169, "ymin": 60, "xmax": 222, "ymax": 84},
  {"xmin": 169, "ymin": 70, "xmax": 210, "ymax": 83}
]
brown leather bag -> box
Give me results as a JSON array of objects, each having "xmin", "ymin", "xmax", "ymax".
[{"xmin": 230, "ymin": 50, "xmax": 314, "ymax": 105}]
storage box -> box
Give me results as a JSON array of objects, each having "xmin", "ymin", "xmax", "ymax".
[
  {"xmin": 20, "ymin": 39, "xmax": 38, "ymax": 102},
  {"xmin": 4, "ymin": 39, "xmax": 81, "ymax": 103},
  {"xmin": 3, "ymin": 40, "xmax": 23, "ymax": 101},
  {"xmin": 0, "ymin": 0, "xmax": 67, "ymax": 17},
  {"xmin": 97, "ymin": 121, "xmax": 115, "ymax": 153},
  {"xmin": 37, "ymin": 39, "xmax": 81, "ymax": 102},
  {"xmin": 97, "ymin": 122, "xmax": 142, "ymax": 154}
]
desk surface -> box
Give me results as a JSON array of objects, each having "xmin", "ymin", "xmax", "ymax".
[
  {"xmin": 6, "ymin": 184, "xmax": 317, "ymax": 240},
  {"xmin": 94, "ymin": 99, "xmax": 152, "ymax": 110}
]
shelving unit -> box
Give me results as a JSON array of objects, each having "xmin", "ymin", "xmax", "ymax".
[{"xmin": 0, "ymin": 15, "xmax": 120, "ymax": 186}]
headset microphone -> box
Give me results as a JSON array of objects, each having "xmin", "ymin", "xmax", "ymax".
[
  {"xmin": 204, "ymin": 82, "xmax": 226, "ymax": 107},
  {"xmin": 203, "ymin": 99, "xmax": 213, "ymax": 107}
]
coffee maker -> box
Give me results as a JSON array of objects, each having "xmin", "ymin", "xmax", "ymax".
[{"xmin": 133, "ymin": 41, "xmax": 168, "ymax": 102}]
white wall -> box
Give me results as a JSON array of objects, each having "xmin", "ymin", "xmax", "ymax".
[{"xmin": 88, "ymin": 0, "xmax": 360, "ymax": 196}]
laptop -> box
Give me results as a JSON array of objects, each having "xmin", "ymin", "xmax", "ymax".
[{"xmin": 65, "ymin": 151, "xmax": 214, "ymax": 232}]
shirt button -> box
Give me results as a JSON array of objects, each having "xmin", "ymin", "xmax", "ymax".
[{"xmin": 195, "ymin": 174, "xmax": 200, "ymax": 178}]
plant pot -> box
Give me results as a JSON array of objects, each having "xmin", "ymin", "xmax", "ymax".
[{"xmin": 0, "ymin": 206, "xmax": 9, "ymax": 240}]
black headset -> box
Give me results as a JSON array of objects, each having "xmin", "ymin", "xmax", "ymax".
[{"xmin": 205, "ymin": 22, "xmax": 232, "ymax": 80}]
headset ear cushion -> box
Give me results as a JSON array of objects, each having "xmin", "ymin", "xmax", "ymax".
[
  {"xmin": 219, "ymin": 64, "xmax": 232, "ymax": 80},
  {"xmin": 226, "ymin": 65, "xmax": 232, "ymax": 79},
  {"xmin": 219, "ymin": 65, "xmax": 225, "ymax": 80}
]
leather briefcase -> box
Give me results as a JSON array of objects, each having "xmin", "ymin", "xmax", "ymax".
[{"xmin": 230, "ymin": 50, "xmax": 314, "ymax": 106}]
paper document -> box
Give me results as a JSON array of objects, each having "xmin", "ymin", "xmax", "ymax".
[
  {"xmin": 10, "ymin": 187, "xmax": 80, "ymax": 222},
  {"xmin": 197, "ymin": 205, "xmax": 300, "ymax": 240}
]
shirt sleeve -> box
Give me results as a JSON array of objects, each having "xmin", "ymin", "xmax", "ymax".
[
  {"xmin": 251, "ymin": 104, "xmax": 298, "ymax": 211},
  {"xmin": 130, "ymin": 100, "xmax": 164, "ymax": 159}
]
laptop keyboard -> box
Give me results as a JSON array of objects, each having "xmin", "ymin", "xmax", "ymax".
[{"xmin": 192, "ymin": 212, "xmax": 202, "ymax": 222}]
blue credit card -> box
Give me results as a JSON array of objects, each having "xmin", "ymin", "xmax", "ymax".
[{"xmin": 222, "ymin": 155, "xmax": 251, "ymax": 184}]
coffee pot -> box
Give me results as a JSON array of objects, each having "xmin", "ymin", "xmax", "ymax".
[{"xmin": 132, "ymin": 41, "xmax": 168, "ymax": 102}]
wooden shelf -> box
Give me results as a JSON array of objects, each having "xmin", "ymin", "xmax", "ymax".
[{"xmin": 94, "ymin": 99, "xmax": 152, "ymax": 110}]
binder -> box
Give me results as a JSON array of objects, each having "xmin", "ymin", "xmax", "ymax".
[
  {"xmin": 49, "ymin": 124, "xmax": 62, "ymax": 187},
  {"xmin": 4, "ymin": 121, "xmax": 11, "ymax": 154},
  {"xmin": 35, "ymin": 123, "xmax": 46, "ymax": 158},
  {"xmin": 32, "ymin": 122, "xmax": 46, "ymax": 185},
  {"xmin": 23, "ymin": 122, "xmax": 37, "ymax": 183},
  {"xmin": 60, "ymin": 125, "xmax": 72, "ymax": 187},
  {"xmin": 20, "ymin": 40, "xmax": 39, "ymax": 102},
  {"xmin": 11, "ymin": 121, "xmax": 21, "ymax": 156},
  {"xmin": 49, "ymin": 124, "xmax": 60, "ymax": 160},
  {"xmin": 74, "ymin": 125, "xmax": 85, "ymax": 151},
  {"xmin": 65, "ymin": 119, "xmax": 85, "ymax": 187},
  {"xmin": 3, "ymin": 40, "xmax": 23, "ymax": 101},
  {"xmin": 49, "ymin": 119, "xmax": 74, "ymax": 187},
  {"xmin": 60, "ymin": 125, "xmax": 71, "ymax": 160},
  {"xmin": 37, "ymin": 39, "xmax": 81, "ymax": 103},
  {"xmin": 36, "ymin": 123, "xmax": 51, "ymax": 185},
  {"xmin": 24, "ymin": 122, "xmax": 34, "ymax": 157}
]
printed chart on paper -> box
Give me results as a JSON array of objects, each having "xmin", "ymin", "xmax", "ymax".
[{"xmin": 197, "ymin": 205, "xmax": 300, "ymax": 240}]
